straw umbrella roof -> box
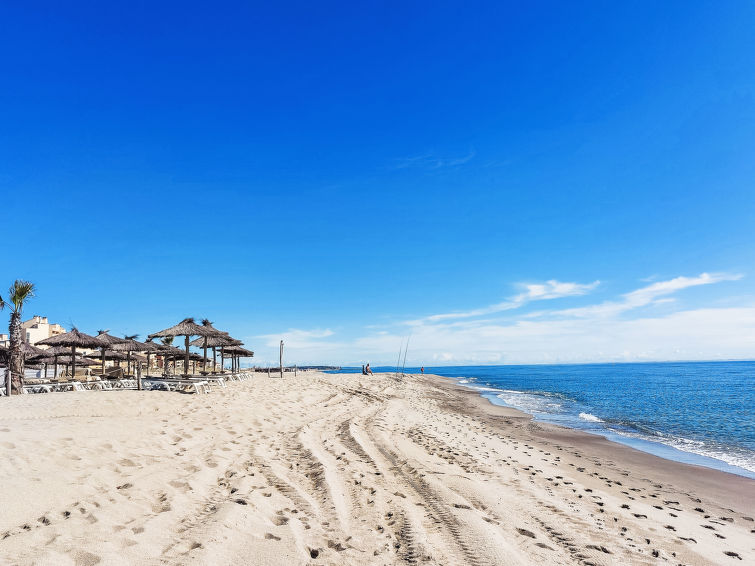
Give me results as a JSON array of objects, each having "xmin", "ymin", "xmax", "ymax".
[
  {"xmin": 111, "ymin": 338, "xmax": 154, "ymax": 353},
  {"xmin": 17, "ymin": 343, "xmax": 47, "ymax": 357},
  {"xmin": 94, "ymin": 331, "xmax": 130, "ymax": 347},
  {"xmin": 223, "ymin": 346, "xmax": 254, "ymax": 357},
  {"xmin": 149, "ymin": 342, "xmax": 183, "ymax": 355},
  {"xmin": 37, "ymin": 329, "xmax": 104, "ymax": 378},
  {"xmin": 37, "ymin": 328, "xmax": 102, "ymax": 349},
  {"xmin": 189, "ymin": 334, "xmax": 242, "ymax": 347},
  {"xmin": 37, "ymin": 345, "xmax": 71, "ymax": 356},
  {"xmin": 0, "ymin": 343, "xmax": 49, "ymax": 362},
  {"xmin": 148, "ymin": 318, "xmax": 227, "ymax": 376},
  {"xmin": 29, "ymin": 353, "xmax": 98, "ymax": 366},
  {"xmin": 148, "ymin": 318, "xmax": 223, "ymax": 340},
  {"xmin": 85, "ymin": 351, "xmax": 129, "ymax": 361}
]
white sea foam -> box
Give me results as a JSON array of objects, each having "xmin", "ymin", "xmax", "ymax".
[
  {"xmin": 606, "ymin": 428, "xmax": 755, "ymax": 474},
  {"xmin": 579, "ymin": 412, "xmax": 603, "ymax": 423}
]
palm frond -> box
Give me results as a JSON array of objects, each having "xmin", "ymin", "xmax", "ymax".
[
  {"xmin": 201, "ymin": 318, "xmax": 213, "ymax": 326},
  {"xmin": 124, "ymin": 334, "xmax": 139, "ymax": 341},
  {"xmin": 9, "ymin": 280, "xmax": 35, "ymax": 312},
  {"xmin": 161, "ymin": 336, "xmax": 174, "ymax": 346}
]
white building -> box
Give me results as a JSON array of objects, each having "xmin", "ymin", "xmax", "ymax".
[
  {"xmin": 21, "ymin": 316, "xmax": 66, "ymax": 346},
  {"xmin": 0, "ymin": 333, "xmax": 8, "ymax": 348}
]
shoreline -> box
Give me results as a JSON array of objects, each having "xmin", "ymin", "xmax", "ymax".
[
  {"xmin": 430, "ymin": 372, "xmax": 755, "ymax": 480},
  {"xmin": 424, "ymin": 373, "xmax": 755, "ymax": 513},
  {"xmin": 0, "ymin": 370, "xmax": 753, "ymax": 564}
]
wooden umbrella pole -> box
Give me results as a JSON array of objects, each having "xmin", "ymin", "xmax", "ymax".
[
  {"xmin": 184, "ymin": 335, "xmax": 190, "ymax": 376},
  {"xmin": 203, "ymin": 337, "xmax": 208, "ymax": 373},
  {"xmin": 72, "ymin": 345, "xmax": 76, "ymax": 380},
  {"xmin": 101, "ymin": 348, "xmax": 106, "ymax": 377}
]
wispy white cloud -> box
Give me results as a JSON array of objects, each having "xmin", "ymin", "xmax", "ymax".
[
  {"xmin": 392, "ymin": 149, "xmax": 476, "ymax": 170},
  {"xmin": 247, "ymin": 272, "xmax": 750, "ymax": 366},
  {"xmin": 417, "ymin": 279, "xmax": 600, "ymax": 323},
  {"xmin": 546, "ymin": 272, "xmax": 742, "ymax": 319}
]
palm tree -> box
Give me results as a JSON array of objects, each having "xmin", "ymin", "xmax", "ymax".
[{"xmin": 0, "ymin": 280, "xmax": 36, "ymax": 395}]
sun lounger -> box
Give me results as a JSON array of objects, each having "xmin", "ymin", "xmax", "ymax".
[
  {"xmin": 143, "ymin": 378, "xmax": 209, "ymax": 394},
  {"xmin": 23, "ymin": 384, "xmax": 53, "ymax": 394}
]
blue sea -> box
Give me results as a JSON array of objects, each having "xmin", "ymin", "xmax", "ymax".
[{"xmin": 333, "ymin": 362, "xmax": 755, "ymax": 479}]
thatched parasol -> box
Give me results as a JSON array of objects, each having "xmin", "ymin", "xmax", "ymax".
[
  {"xmin": 93, "ymin": 331, "xmax": 129, "ymax": 376},
  {"xmin": 37, "ymin": 328, "xmax": 102, "ymax": 380},
  {"xmin": 111, "ymin": 336, "xmax": 155, "ymax": 389},
  {"xmin": 1, "ymin": 342, "xmax": 45, "ymax": 361},
  {"xmin": 141, "ymin": 339, "xmax": 163, "ymax": 376},
  {"xmin": 28, "ymin": 351, "xmax": 97, "ymax": 378},
  {"xmin": 221, "ymin": 345, "xmax": 254, "ymax": 373},
  {"xmin": 148, "ymin": 340, "xmax": 184, "ymax": 376},
  {"xmin": 85, "ymin": 350, "xmax": 128, "ymax": 361},
  {"xmin": 190, "ymin": 333, "xmax": 242, "ymax": 373},
  {"xmin": 29, "ymin": 345, "xmax": 69, "ymax": 378},
  {"xmin": 148, "ymin": 318, "xmax": 222, "ymax": 376}
]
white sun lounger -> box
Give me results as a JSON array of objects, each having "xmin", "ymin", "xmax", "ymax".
[{"xmin": 144, "ymin": 378, "xmax": 209, "ymax": 394}]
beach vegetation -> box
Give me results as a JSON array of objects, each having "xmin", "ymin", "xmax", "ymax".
[{"xmin": 0, "ymin": 280, "xmax": 36, "ymax": 395}]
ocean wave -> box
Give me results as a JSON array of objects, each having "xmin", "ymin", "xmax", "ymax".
[
  {"xmin": 579, "ymin": 412, "xmax": 603, "ymax": 423},
  {"xmin": 604, "ymin": 428, "xmax": 755, "ymax": 474},
  {"xmin": 496, "ymin": 392, "xmax": 566, "ymax": 415}
]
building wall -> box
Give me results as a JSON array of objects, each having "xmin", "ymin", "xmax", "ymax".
[{"xmin": 21, "ymin": 316, "xmax": 66, "ymax": 346}]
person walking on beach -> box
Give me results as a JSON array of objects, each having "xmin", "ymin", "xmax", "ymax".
[
  {"xmin": 365, "ymin": 363, "xmax": 373, "ymax": 375},
  {"xmin": 421, "ymin": 366, "xmax": 424, "ymax": 374}
]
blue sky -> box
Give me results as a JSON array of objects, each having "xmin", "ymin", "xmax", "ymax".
[{"xmin": 3, "ymin": 2, "xmax": 755, "ymax": 365}]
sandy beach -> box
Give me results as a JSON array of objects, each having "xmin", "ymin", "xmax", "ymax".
[{"xmin": 0, "ymin": 371, "xmax": 752, "ymax": 565}]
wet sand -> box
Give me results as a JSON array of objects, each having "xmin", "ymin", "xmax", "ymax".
[{"xmin": 0, "ymin": 371, "xmax": 752, "ymax": 565}]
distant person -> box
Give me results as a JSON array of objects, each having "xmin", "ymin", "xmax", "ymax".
[
  {"xmin": 365, "ymin": 363, "xmax": 373, "ymax": 375},
  {"xmin": 421, "ymin": 366, "xmax": 424, "ymax": 374},
  {"xmin": 361, "ymin": 364, "xmax": 366, "ymax": 375}
]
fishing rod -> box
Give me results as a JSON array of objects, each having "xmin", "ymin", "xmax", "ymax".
[
  {"xmin": 395, "ymin": 337, "xmax": 405, "ymax": 379},
  {"xmin": 401, "ymin": 335, "xmax": 411, "ymax": 377}
]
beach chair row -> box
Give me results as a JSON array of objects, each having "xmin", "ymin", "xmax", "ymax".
[{"xmin": 12, "ymin": 371, "xmax": 253, "ymax": 396}]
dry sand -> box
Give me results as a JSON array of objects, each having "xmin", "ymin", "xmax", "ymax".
[{"xmin": 0, "ymin": 371, "xmax": 752, "ymax": 565}]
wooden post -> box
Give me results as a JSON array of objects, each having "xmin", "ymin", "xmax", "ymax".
[
  {"xmin": 280, "ymin": 340, "xmax": 284, "ymax": 379},
  {"xmin": 72, "ymin": 345, "xmax": 77, "ymax": 381},
  {"xmin": 267, "ymin": 365, "xmax": 270, "ymax": 378},
  {"xmin": 137, "ymin": 360, "xmax": 142, "ymax": 390}
]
